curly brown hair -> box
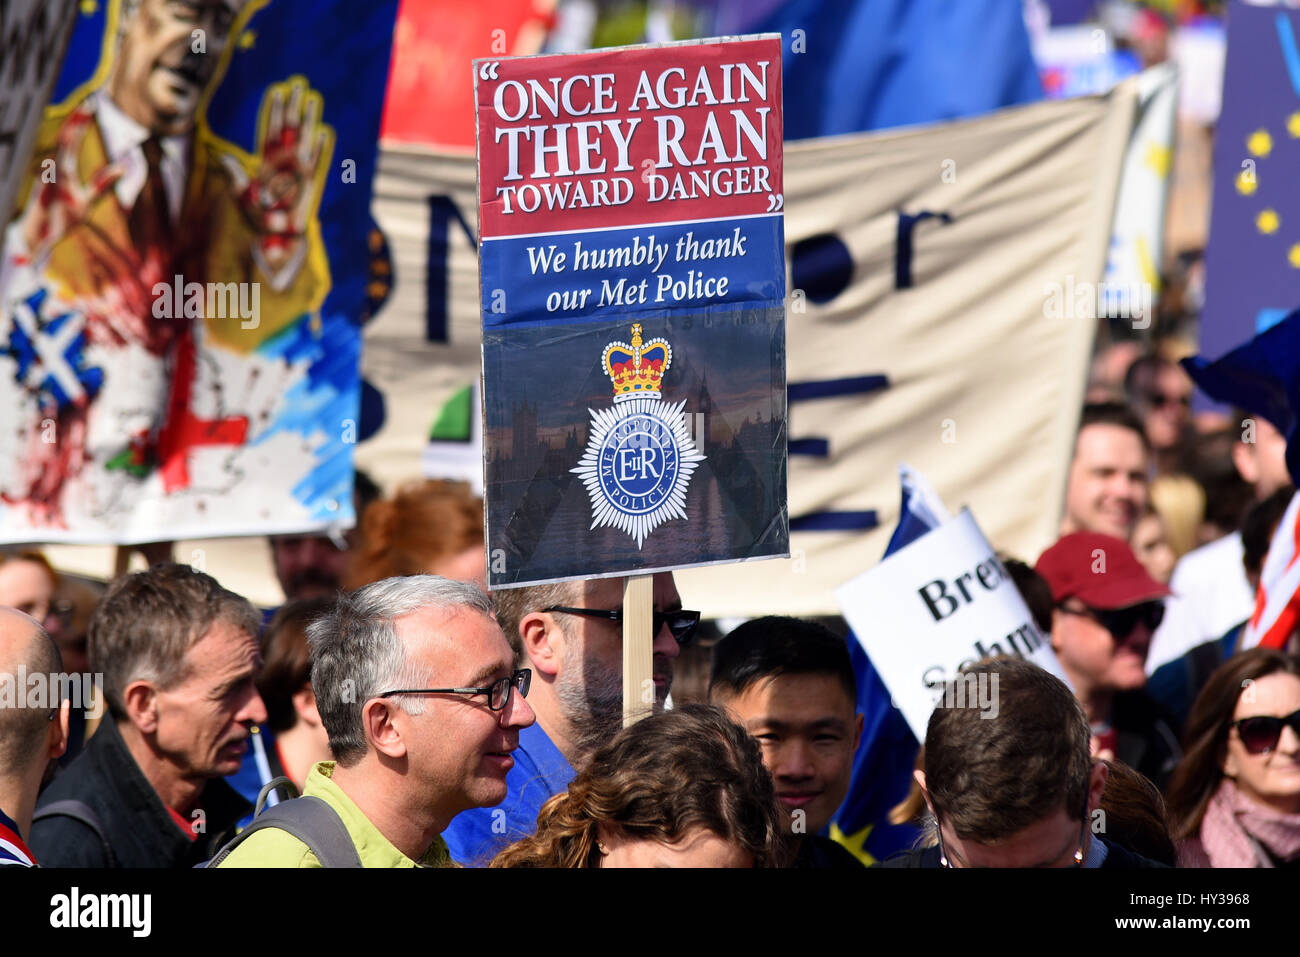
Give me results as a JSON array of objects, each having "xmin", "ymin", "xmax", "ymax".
[
  {"xmin": 344, "ymin": 479, "xmax": 483, "ymax": 589},
  {"xmin": 491, "ymin": 704, "xmax": 789, "ymax": 868}
]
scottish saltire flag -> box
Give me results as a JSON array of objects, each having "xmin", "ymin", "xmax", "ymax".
[
  {"xmin": 829, "ymin": 465, "xmax": 947, "ymax": 864},
  {"xmin": 723, "ymin": 0, "xmax": 1043, "ymax": 139},
  {"xmin": 1182, "ymin": 308, "xmax": 1300, "ymax": 650},
  {"xmin": 1200, "ymin": 0, "xmax": 1300, "ymax": 360},
  {"xmin": 0, "ymin": 0, "xmax": 398, "ymax": 542}
]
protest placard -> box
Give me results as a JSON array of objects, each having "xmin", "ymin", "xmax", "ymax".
[
  {"xmin": 836, "ymin": 508, "xmax": 1067, "ymax": 741},
  {"xmin": 474, "ymin": 36, "xmax": 788, "ymax": 590}
]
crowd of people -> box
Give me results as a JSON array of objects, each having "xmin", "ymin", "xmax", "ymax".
[{"xmin": 0, "ymin": 370, "xmax": 1298, "ymax": 870}]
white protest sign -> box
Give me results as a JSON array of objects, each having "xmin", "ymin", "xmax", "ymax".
[{"xmin": 836, "ymin": 507, "xmax": 1068, "ymax": 741}]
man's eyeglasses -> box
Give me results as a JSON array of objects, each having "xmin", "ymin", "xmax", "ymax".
[
  {"xmin": 542, "ymin": 606, "xmax": 700, "ymax": 644},
  {"xmin": 935, "ymin": 803, "xmax": 1089, "ymax": 868},
  {"xmin": 1058, "ymin": 601, "xmax": 1164, "ymax": 640},
  {"xmin": 1231, "ymin": 708, "xmax": 1300, "ymax": 755},
  {"xmin": 377, "ymin": 669, "xmax": 531, "ymax": 712},
  {"xmin": 1145, "ymin": 390, "xmax": 1190, "ymax": 410}
]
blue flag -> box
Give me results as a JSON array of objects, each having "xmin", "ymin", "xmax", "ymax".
[
  {"xmin": 737, "ymin": 0, "xmax": 1043, "ymax": 139},
  {"xmin": 1182, "ymin": 307, "xmax": 1300, "ymax": 486},
  {"xmin": 1200, "ymin": 2, "xmax": 1300, "ymax": 361},
  {"xmin": 830, "ymin": 466, "xmax": 948, "ymax": 863},
  {"xmin": 1182, "ymin": 307, "xmax": 1300, "ymax": 652}
]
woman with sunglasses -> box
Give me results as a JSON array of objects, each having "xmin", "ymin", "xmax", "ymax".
[{"xmin": 1167, "ymin": 648, "xmax": 1300, "ymax": 867}]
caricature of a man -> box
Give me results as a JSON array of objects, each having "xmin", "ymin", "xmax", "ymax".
[{"xmin": 1, "ymin": 0, "xmax": 331, "ymax": 523}]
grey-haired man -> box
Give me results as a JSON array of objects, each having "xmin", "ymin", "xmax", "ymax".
[{"xmin": 219, "ymin": 575, "xmax": 534, "ymax": 867}]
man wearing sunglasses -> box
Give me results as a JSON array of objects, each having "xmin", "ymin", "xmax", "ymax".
[
  {"xmin": 1123, "ymin": 353, "xmax": 1192, "ymax": 476},
  {"xmin": 442, "ymin": 571, "xmax": 696, "ymax": 866},
  {"xmin": 218, "ymin": 576, "xmax": 534, "ymax": 867},
  {"xmin": 1037, "ymin": 531, "xmax": 1182, "ymax": 789}
]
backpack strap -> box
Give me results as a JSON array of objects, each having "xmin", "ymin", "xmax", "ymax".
[
  {"xmin": 255, "ymin": 775, "xmax": 299, "ymax": 816},
  {"xmin": 33, "ymin": 799, "xmax": 119, "ymax": 868},
  {"xmin": 206, "ymin": 796, "xmax": 362, "ymax": 868}
]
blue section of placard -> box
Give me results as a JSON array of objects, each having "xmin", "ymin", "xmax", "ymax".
[{"xmin": 481, "ymin": 215, "xmax": 785, "ymax": 328}]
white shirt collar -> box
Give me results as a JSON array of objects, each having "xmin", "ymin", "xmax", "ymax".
[{"xmin": 89, "ymin": 90, "xmax": 189, "ymax": 221}]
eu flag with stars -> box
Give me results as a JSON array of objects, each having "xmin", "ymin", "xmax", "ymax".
[{"xmin": 1201, "ymin": 1, "xmax": 1300, "ymax": 359}]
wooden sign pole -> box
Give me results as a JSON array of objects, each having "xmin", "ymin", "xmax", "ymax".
[{"xmin": 622, "ymin": 574, "xmax": 654, "ymax": 728}]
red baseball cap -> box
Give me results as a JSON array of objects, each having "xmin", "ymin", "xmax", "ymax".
[{"xmin": 1034, "ymin": 532, "xmax": 1172, "ymax": 609}]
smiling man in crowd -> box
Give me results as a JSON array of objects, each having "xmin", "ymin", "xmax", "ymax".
[
  {"xmin": 31, "ymin": 564, "xmax": 265, "ymax": 866},
  {"xmin": 709, "ymin": 616, "xmax": 864, "ymax": 868},
  {"xmin": 1060, "ymin": 403, "xmax": 1152, "ymax": 543},
  {"xmin": 441, "ymin": 571, "xmax": 695, "ymax": 865}
]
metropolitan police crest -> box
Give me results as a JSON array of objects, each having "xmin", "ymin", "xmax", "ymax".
[{"xmin": 572, "ymin": 323, "xmax": 705, "ymax": 548}]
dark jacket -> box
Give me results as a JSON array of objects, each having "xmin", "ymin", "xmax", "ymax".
[
  {"xmin": 1146, "ymin": 627, "xmax": 1240, "ymax": 733},
  {"xmin": 1111, "ymin": 690, "xmax": 1183, "ymax": 792},
  {"xmin": 31, "ymin": 718, "xmax": 250, "ymax": 867},
  {"xmin": 793, "ymin": 834, "xmax": 867, "ymax": 869},
  {"xmin": 876, "ymin": 838, "xmax": 1168, "ymax": 868}
]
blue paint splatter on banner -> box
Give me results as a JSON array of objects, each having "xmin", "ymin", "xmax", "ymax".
[{"xmin": 255, "ymin": 312, "xmax": 359, "ymax": 522}]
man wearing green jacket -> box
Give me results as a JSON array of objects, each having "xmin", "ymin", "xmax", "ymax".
[{"xmin": 219, "ymin": 576, "xmax": 535, "ymax": 867}]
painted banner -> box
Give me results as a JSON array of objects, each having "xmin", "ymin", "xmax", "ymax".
[
  {"xmin": 1201, "ymin": 0, "xmax": 1300, "ymax": 361},
  {"xmin": 475, "ymin": 37, "xmax": 788, "ymax": 588},
  {"xmin": 0, "ymin": 0, "xmax": 398, "ymax": 543}
]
